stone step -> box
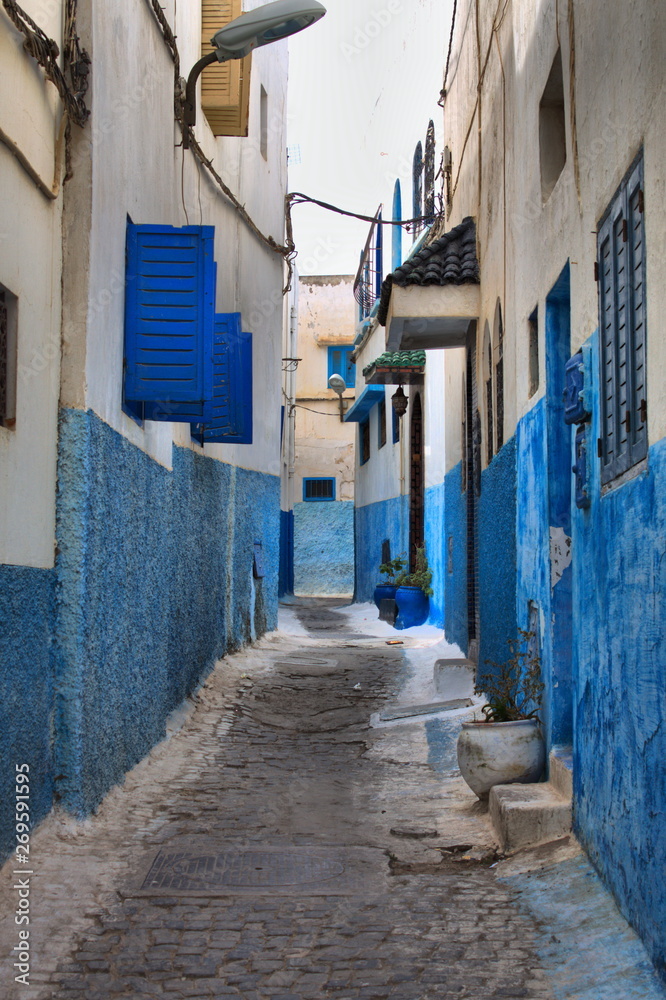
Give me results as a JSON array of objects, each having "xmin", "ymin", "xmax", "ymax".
[
  {"xmin": 549, "ymin": 745, "xmax": 574, "ymax": 799},
  {"xmin": 433, "ymin": 658, "xmax": 476, "ymax": 699},
  {"xmin": 489, "ymin": 781, "xmax": 572, "ymax": 853}
]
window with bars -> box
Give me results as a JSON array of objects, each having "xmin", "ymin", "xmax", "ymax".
[
  {"xmin": 303, "ymin": 477, "xmax": 335, "ymax": 501},
  {"xmin": 597, "ymin": 151, "xmax": 647, "ymax": 485},
  {"xmin": 0, "ymin": 285, "xmax": 17, "ymax": 428},
  {"xmin": 378, "ymin": 398, "xmax": 387, "ymax": 449},
  {"xmin": 360, "ymin": 418, "xmax": 371, "ymax": 465}
]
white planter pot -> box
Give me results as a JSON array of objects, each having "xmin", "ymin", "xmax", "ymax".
[{"xmin": 456, "ymin": 719, "xmax": 546, "ymax": 799}]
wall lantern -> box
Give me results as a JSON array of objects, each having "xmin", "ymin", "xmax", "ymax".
[
  {"xmin": 183, "ymin": 0, "xmax": 327, "ymax": 148},
  {"xmin": 391, "ymin": 385, "xmax": 408, "ymax": 418}
]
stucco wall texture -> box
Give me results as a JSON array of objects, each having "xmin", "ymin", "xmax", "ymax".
[
  {"xmin": 354, "ymin": 495, "xmax": 409, "ymax": 604},
  {"xmin": 54, "ymin": 408, "xmax": 279, "ymax": 819},
  {"xmin": 571, "ymin": 335, "xmax": 666, "ymax": 974},
  {"xmin": 478, "ymin": 436, "xmax": 518, "ymax": 674},
  {"xmin": 293, "ymin": 500, "xmax": 354, "ymax": 596},
  {"xmin": 0, "ymin": 566, "xmax": 56, "ymax": 858},
  {"xmin": 424, "ymin": 483, "xmax": 446, "ymax": 627},
  {"xmin": 444, "ymin": 463, "xmax": 469, "ymax": 654}
]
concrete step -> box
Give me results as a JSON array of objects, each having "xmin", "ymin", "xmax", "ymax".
[
  {"xmin": 433, "ymin": 658, "xmax": 476, "ymax": 699},
  {"xmin": 549, "ymin": 744, "xmax": 574, "ymax": 799},
  {"xmin": 489, "ymin": 781, "xmax": 572, "ymax": 853}
]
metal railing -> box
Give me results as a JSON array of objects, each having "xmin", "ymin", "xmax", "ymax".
[{"xmin": 353, "ymin": 206, "xmax": 383, "ymax": 320}]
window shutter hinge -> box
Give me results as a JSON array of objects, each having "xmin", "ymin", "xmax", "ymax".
[
  {"xmin": 640, "ymin": 398, "xmax": 647, "ymax": 424},
  {"xmin": 622, "ymin": 219, "xmax": 628, "ymax": 243},
  {"xmin": 624, "ymin": 409, "xmax": 631, "ymax": 432},
  {"xmin": 597, "ymin": 438, "xmax": 603, "ymax": 458},
  {"xmin": 638, "ymin": 189, "xmax": 644, "ymax": 213},
  {"xmin": 594, "ymin": 261, "xmax": 599, "ymax": 282}
]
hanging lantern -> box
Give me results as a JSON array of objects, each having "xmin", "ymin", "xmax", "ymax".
[{"xmin": 391, "ymin": 385, "xmax": 408, "ymax": 418}]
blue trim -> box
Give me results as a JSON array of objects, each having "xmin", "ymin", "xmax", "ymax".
[
  {"xmin": 327, "ymin": 345, "xmax": 355, "ymax": 388},
  {"xmin": 344, "ymin": 384, "xmax": 384, "ymax": 422},
  {"xmin": 303, "ymin": 477, "xmax": 336, "ymax": 501}
]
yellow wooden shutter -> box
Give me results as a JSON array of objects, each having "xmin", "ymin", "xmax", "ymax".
[{"xmin": 201, "ymin": 0, "xmax": 252, "ymax": 137}]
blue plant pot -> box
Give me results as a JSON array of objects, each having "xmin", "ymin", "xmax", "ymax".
[
  {"xmin": 394, "ymin": 586, "xmax": 429, "ymax": 629},
  {"xmin": 374, "ymin": 584, "xmax": 398, "ymax": 609}
]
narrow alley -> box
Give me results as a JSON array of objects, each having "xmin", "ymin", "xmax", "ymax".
[{"xmin": 2, "ymin": 601, "xmax": 662, "ymax": 1000}]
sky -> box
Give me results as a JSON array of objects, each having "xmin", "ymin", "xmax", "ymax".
[{"xmin": 287, "ymin": 0, "xmax": 454, "ymax": 277}]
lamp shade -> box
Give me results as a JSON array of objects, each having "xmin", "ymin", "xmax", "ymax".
[{"xmin": 211, "ymin": 0, "xmax": 326, "ymax": 60}]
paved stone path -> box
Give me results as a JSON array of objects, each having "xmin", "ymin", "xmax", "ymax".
[{"xmin": 3, "ymin": 601, "xmax": 557, "ymax": 999}]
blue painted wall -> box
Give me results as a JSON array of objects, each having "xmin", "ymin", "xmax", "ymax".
[
  {"xmin": 572, "ymin": 332, "xmax": 666, "ymax": 977},
  {"xmin": 424, "ymin": 482, "xmax": 445, "ymax": 627},
  {"xmin": 354, "ymin": 495, "xmax": 409, "ymax": 603},
  {"xmin": 0, "ymin": 566, "xmax": 55, "ymax": 859},
  {"xmin": 278, "ymin": 508, "xmax": 294, "ymax": 597},
  {"xmin": 293, "ymin": 500, "xmax": 354, "ymax": 596},
  {"xmin": 54, "ymin": 407, "xmax": 279, "ymax": 819},
  {"xmin": 444, "ymin": 462, "xmax": 468, "ymax": 654},
  {"xmin": 477, "ymin": 435, "xmax": 518, "ymax": 674}
]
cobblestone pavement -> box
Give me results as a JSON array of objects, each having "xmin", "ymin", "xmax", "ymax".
[{"xmin": 2, "ymin": 601, "xmax": 557, "ymax": 1000}]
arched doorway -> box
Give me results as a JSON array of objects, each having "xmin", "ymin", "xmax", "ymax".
[{"xmin": 409, "ymin": 392, "xmax": 424, "ymax": 570}]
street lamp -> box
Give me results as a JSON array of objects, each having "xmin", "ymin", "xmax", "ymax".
[
  {"xmin": 328, "ymin": 373, "xmax": 347, "ymax": 422},
  {"xmin": 183, "ymin": 0, "xmax": 327, "ymax": 148}
]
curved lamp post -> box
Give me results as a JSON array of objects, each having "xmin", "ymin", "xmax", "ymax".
[{"xmin": 183, "ymin": 0, "xmax": 326, "ymax": 148}]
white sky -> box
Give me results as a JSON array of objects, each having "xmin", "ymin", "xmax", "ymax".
[{"xmin": 287, "ymin": 0, "xmax": 454, "ymax": 277}]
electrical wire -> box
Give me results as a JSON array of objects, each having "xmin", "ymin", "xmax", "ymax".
[
  {"xmin": 440, "ymin": 0, "xmax": 459, "ymax": 105},
  {"xmin": 1, "ymin": 0, "xmax": 90, "ymax": 126}
]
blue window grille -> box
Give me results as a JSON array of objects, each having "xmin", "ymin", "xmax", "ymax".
[
  {"xmin": 327, "ymin": 345, "xmax": 355, "ymax": 388},
  {"xmin": 392, "ymin": 405, "xmax": 400, "ymax": 444},
  {"xmin": 303, "ymin": 477, "xmax": 335, "ymax": 501},
  {"xmin": 360, "ymin": 418, "xmax": 371, "ymax": 465},
  {"xmin": 378, "ymin": 397, "xmax": 387, "ymax": 448},
  {"xmin": 123, "ymin": 222, "xmax": 252, "ymax": 443}
]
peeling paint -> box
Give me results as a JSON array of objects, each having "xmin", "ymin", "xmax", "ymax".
[{"xmin": 550, "ymin": 527, "xmax": 572, "ymax": 588}]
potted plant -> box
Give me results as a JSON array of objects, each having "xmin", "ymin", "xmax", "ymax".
[
  {"xmin": 373, "ymin": 554, "xmax": 407, "ymax": 609},
  {"xmin": 394, "ymin": 546, "xmax": 433, "ymax": 628},
  {"xmin": 456, "ymin": 630, "xmax": 546, "ymax": 799}
]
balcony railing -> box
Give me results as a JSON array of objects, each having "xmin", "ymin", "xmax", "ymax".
[{"xmin": 353, "ymin": 206, "xmax": 383, "ymax": 321}]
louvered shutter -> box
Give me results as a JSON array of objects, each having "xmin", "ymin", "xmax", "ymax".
[
  {"xmin": 626, "ymin": 157, "xmax": 647, "ymax": 469},
  {"xmin": 328, "ymin": 347, "xmax": 343, "ymax": 383},
  {"xmin": 124, "ymin": 224, "xmax": 215, "ymax": 407},
  {"xmin": 201, "ymin": 1, "xmax": 252, "ymax": 138},
  {"xmin": 193, "ymin": 314, "xmax": 253, "ymax": 444},
  {"xmin": 597, "ymin": 152, "xmax": 647, "ymax": 485}
]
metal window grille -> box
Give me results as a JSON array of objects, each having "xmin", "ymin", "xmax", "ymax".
[
  {"xmin": 424, "ymin": 121, "xmax": 436, "ymax": 225},
  {"xmin": 412, "ymin": 141, "xmax": 423, "ymax": 233},
  {"xmin": 304, "ymin": 478, "xmax": 335, "ymax": 501},
  {"xmin": 361, "ymin": 419, "xmax": 371, "ymax": 464},
  {"xmin": 354, "ymin": 208, "xmax": 383, "ymax": 320}
]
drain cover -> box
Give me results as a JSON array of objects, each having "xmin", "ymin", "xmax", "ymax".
[
  {"xmin": 130, "ymin": 844, "xmax": 384, "ymax": 897},
  {"xmin": 143, "ymin": 849, "xmax": 344, "ymax": 890}
]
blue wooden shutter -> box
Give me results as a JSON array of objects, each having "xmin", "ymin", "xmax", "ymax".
[
  {"xmin": 193, "ymin": 314, "xmax": 253, "ymax": 444},
  {"xmin": 124, "ymin": 224, "xmax": 215, "ymax": 406}
]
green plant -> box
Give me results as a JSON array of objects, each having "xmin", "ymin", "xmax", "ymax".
[
  {"xmin": 395, "ymin": 546, "xmax": 433, "ymax": 596},
  {"xmin": 379, "ymin": 554, "xmax": 407, "ymax": 583},
  {"xmin": 475, "ymin": 629, "xmax": 544, "ymax": 722}
]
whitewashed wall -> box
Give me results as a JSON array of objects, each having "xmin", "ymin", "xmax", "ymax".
[{"xmin": 0, "ymin": 1, "xmax": 64, "ymax": 567}]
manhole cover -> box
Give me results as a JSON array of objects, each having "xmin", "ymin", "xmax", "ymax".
[
  {"xmin": 142, "ymin": 850, "xmax": 344, "ymax": 891},
  {"xmin": 129, "ymin": 844, "xmax": 385, "ymax": 897}
]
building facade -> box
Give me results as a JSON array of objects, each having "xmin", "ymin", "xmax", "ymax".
[
  {"xmin": 352, "ymin": 0, "xmax": 666, "ymax": 975},
  {"xmin": 1, "ymin": 0, "xmax": 290, "ymax": 855},
  {"xmin": 288, "ymin": 274, "xmax": 356, "ymax": 597}
]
